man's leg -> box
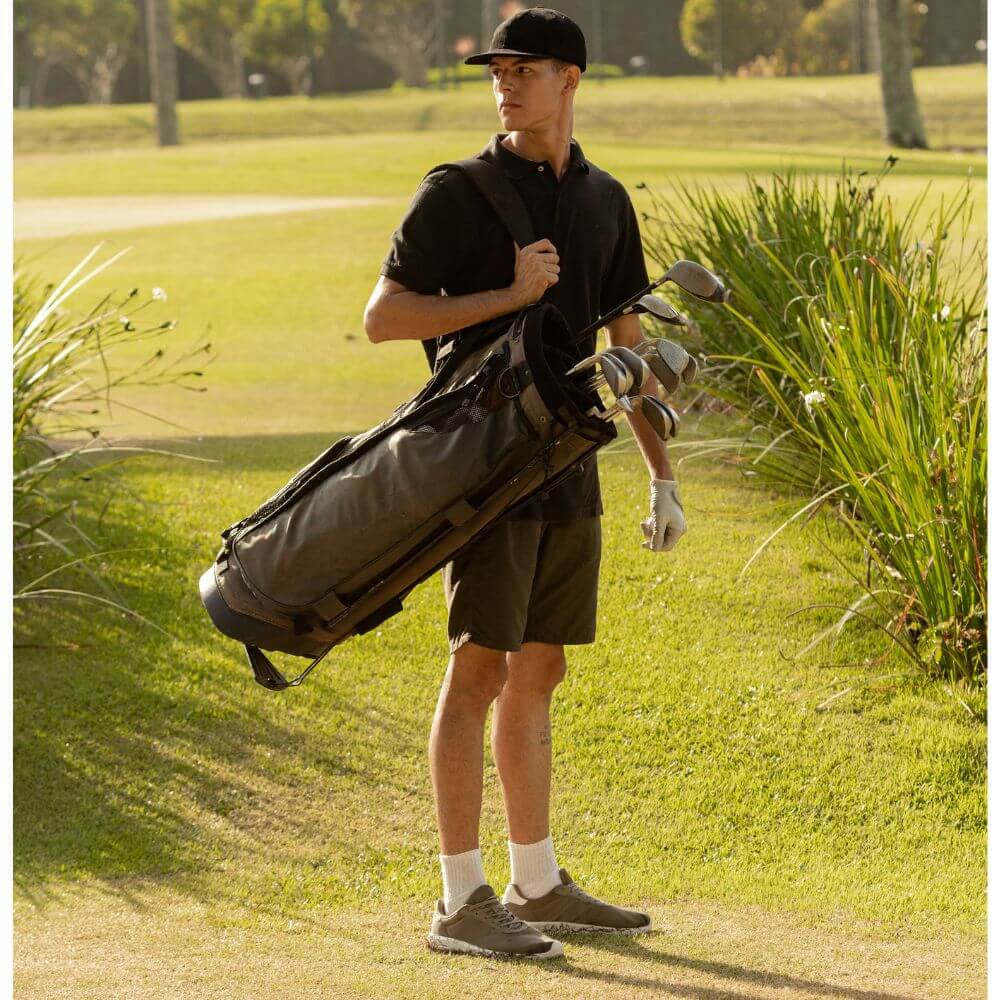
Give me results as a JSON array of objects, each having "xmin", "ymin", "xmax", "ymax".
[
  {"xmin": 426, "ymin": 643, "xmax": 564, "ymax": 959},
  {"xmin": 429, "ymin": 641, "xmax": 508, "ymax": 857},
  {"xmin": 491, "ymin": 642, "xmax": 567, "ymax": 898}
]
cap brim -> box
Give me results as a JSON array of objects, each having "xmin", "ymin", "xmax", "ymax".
[{"xmin": 464, "ymin": 49, "xmax": 549, "ymax": 65}]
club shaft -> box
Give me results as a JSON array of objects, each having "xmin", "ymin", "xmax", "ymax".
[{"xmin": 570, "ymin": 271, "xmax": 671, "ymax": 349}]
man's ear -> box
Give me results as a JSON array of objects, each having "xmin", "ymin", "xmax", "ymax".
[{"xmin": 562, "ymin": 64, "xmax": 581, "ymax": 95}]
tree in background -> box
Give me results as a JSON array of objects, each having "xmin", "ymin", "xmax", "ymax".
[
  {"xmin": 680, "ymin": 0, "xmax": 806, "ymax": 75},
  {"xmin": 797, "ymin": 0, "xmax": 925, "ymax": 76},
  {"xmin": 172, "ymin": 0, "xmax": 255, "ymax": 97},
  {"xmin": 796, "ymin": 0, "xmax": 855, "ymax": 73},
  {"xmin": 249, "ymin": 0, "xmax": 330, "ymax": 95},
  {"xmin": 338, "ymin": 0, "xmax": 435, "ymax": 86},
  {"xmin": 145, "ymin": 0, "xmax": 180, "ymax": 143},
  {"xmin": 874, "ymin": 0, "xmax": 927, "ymax": 146},
  {"xmin": 16, "ymin": 0, "xmax": 137, "ymax": 103}
]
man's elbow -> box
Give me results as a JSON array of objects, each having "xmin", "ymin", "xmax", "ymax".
[{"xmin": 364, "ymin": 299, "xmax": 387, "ymax": 343}]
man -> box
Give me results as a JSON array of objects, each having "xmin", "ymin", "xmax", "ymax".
[{"xmin": 364, "ymin": 8, "xmax": 687, "ymax": 961}]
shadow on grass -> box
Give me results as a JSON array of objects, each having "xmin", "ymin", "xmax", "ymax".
[
  {"xmin": 14, "ymin": 431, "xmax": 431, "ymax": 906},
  {"xmin": 546, "ymin": 935, "xmax": 923, "ymax": 1000}
]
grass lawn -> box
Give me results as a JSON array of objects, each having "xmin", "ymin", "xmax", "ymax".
[
  {"xmin": 14, "ymin": 432, "xmax": 986, "ymax": 997},
  {"xmin": 13, "ymin": 69, "xmax": 987, "ymax": 997},
  {"xmin": 14, "ymin": 64, "xmax": 986, "ymax": 153}
]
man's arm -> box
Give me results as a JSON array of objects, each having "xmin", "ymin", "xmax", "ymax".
[
  {"xmin": 364, "ymin": 239, "xmax": 560, "ymax": 344},
  {"xmin": 364, "ymin": 276, "xmax": 517, "ymax": 344},
  {"xmin": 605, "ymin": 313, "xmax": 674, "ymax": 481}
]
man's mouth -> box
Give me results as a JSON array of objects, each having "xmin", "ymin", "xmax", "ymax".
[{"xmin": 499, "ymin": 102, "xmax": 521, "ymax": 110}]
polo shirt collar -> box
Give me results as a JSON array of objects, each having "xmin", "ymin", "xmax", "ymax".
[{"xmin": 484, "ymin": 133, "xmax": 590, "ymax": 178}]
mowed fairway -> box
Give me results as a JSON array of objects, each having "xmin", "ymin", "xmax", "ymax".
[{"xmin": 13, "ymin": 68, "xmax": 986, "ymax": 999}]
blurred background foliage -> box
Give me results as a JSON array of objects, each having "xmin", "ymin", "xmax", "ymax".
[{"xmin": 12, "ymin": 0, "xmax": 987, "ymax": 107}]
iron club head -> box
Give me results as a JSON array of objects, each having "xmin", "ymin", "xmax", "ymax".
[
  {"xmin": 634, "ymin": 338, "xmax": 700, "ymax": 394},
  {"xmin": 661, "ymin": 260, "xmax": 728, "ymax": 303},
  {"xmin": 638, "ymin": 395, "xmax": 680, "ymax": 440},
  {"xmin": 569, "ymin": 351, "xmax": 635, "ymax": 398},
  {"xmin": 604, "ymin": 346, "xmax": 652, "ymax": 394}
]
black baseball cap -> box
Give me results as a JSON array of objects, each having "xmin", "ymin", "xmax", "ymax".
[{"xmin": 465, "ymin": 8, "xmax": 587, "ymax": 73}]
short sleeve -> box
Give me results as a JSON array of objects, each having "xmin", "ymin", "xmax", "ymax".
[
  {"xmin": 380, "ymin": 169, "xmax": 468, "ymax": 294},
  {"xmin": 600, "ymin": 188, "xmax": 650, "ymax": 314}
]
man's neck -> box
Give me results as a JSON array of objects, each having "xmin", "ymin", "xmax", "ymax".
[{"xmin": 502, "ymin": 121, "xmax": 574, "ymax": 179}]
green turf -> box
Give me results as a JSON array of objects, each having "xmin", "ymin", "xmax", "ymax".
[
  {"xmin": 13, "ymin": 427, "xmax": 986, "ymax": 935},
  {"xmin": 14, "ymin": 65, "xmax": 986, "ymax": 154}
]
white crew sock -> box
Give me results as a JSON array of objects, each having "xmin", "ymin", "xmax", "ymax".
[
  {"xmin": 440, "ymin": 847, "xmax": 487, "ymax": 914},
  {"xmin": 508, "ymin": 835, "xmax": 561, "ymax": 899}
]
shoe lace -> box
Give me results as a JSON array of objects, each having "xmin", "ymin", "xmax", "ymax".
[
  {"xmin": 562, "ymin": 880, "xmax": 604, "ymax": 907},
  {"xmin": 470, "ymin": 896, "xmax": 529, "ymax": 932}
]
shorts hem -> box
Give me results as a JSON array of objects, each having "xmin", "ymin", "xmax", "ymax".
[
  {"xmin": 449, "ymin": 632, "xmax": 522, "ymax": 655},
  {"xmin": 521, "ymin": 633, "xmax": 597, "ymax": 647}
]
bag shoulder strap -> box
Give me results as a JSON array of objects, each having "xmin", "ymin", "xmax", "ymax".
[{"xmin": 425, "ymin": 156, "xmax": 536, "ymax": 249}]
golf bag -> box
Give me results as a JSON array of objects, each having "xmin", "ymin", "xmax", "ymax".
[{"xmin": 199, "ymin": 157, "xmax": 616, "ymax": 691}]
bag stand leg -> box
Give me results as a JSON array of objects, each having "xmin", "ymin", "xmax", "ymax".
[{"xmin": 245, "ymin": 644, "xmax": 332, "ymax": 691}]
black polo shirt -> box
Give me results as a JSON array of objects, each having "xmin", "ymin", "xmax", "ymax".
[{"xmin": 379, "ymin": 132, "xmax": 649, "ymax": 521}]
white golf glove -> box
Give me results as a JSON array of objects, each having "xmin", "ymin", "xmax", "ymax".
[{"xmin": 641, "ymin": 478, "xmax": 687, "ymax": 552}]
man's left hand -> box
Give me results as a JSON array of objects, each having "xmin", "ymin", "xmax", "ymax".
[{"xmin": 640, "ymin": 479, "xmax": 687, "ymax": 552}]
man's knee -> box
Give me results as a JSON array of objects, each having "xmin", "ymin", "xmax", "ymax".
[
  {"xmin": 505, "ymin": 643, "xmax": 567, "ymax": 696},
  {"xmin": 444, "ymin": 641, "xmax": 509, "ymax": 707}
]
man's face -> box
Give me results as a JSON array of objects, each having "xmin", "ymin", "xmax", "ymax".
[{"xmin": 490, "ymin": 56, "xmax": 573, "ymax": 131}]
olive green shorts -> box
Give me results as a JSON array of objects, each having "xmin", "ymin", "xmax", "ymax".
[{"xmin": 441, "ymin": 516, "xmax": 602, "ymax": 654}]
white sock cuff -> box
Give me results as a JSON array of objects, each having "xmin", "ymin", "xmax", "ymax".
[
  {"xmin": 440, "ymin": 847, "xmax": 486, "ymax": 912},
  {"xmin": 508, "ymin": 835, "xmax": 559, "ymax": 891}
]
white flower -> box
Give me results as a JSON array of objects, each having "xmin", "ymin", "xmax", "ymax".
[
  {"xmin": 152, "ymin": 287, "xmax": 168, "ymax": 301},
  {"xmin": 120, "ymin": 316, "xmax": 130, "ymax": 327},
  {"xmin": 932, "ymin": 304, "xmax": 951, "ymax": 322},
  {"xmin": 801, "ymin": 389, "xmax": 826, "ymax": 416}
]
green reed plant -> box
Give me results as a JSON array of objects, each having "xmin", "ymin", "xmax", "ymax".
[
  {"xmin": 643, "ymin": 166, "xmax": 986, "ymax": 686},
  {"xmin": 13, "ymin": 244, "xmax": 212, "ymax": 623}
]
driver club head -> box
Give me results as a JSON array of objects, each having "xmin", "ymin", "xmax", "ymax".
[
  {"xmin": 628, "ymin": 294, "xmax": 688, "ymax": 326},
  {"xmin": 663, "ymin": 260, "xmax": 728, "ymax": 303}
]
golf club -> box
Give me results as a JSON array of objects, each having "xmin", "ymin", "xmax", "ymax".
[
  {"xmin": 571, "ymin": 259, "xmax": 727, "ymax": 349},
  {"xmin": 634, "ymin": 337, "xmax": 699, "ymax": 395},
  {"xmin": 624, "ymin": 294, "xmax": 688, "ymax": 327},
  {"xmin": 604, "ymin": 346, "xmax": 653, "ymax": 396},
  {"xmin": 567, "ymin": 351, "xmax": 635, "ymax": 399},
  {"xmin": 589, "ymin": 394, "xmax": 680, "ymax": 440}
]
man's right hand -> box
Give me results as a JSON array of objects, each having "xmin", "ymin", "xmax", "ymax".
[{"xmin": 507, "ymin": 239, "xmax": 560, "ymax": 309}]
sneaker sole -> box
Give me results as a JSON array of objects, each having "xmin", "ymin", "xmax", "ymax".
[
  {"xmin": 426, "ymin": 932, "xmax": 563, "ymax": 960},
  {"xmin": 526, "ymin": 920, "xmax": 652, "ymax": 936}
]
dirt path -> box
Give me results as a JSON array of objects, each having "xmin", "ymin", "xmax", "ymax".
[
  {"xmin": 14, "ymin": 195, "xmax": 394, "ymax": 239},
  {"xmin": 15, "ymin": 880, "xmax": 984, "ymax": 1000}
]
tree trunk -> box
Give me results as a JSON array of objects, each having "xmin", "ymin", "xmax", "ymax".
[
  {"xmin": 145, "ymin": 0, "xmax": 180, "ymax": 145},
  {"xmin": 351, "ymin": 5, "xmax": 433, "ymax": 86},
  {"xmin": 875, "ymin": 0, "xmax": 928, "ymax": 148},
  {"xmin": 185, "ymin": 30, "xmax": 247, "ymax": 98},
  {"xmin": 31, "ymin": 57, "xmax": 53, "ymax": 107},
  {"xmin": 284, "ymin": 55, "xmax": 314, "ymax": 96}
]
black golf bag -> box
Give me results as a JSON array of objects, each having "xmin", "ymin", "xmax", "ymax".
[{"xmin": 200, "ymin": 157, "xmax": 616, "ymax": 690}]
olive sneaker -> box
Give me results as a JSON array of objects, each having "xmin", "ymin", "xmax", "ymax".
[
  {"xmin": 427, "ymin": 884, "xmax": 564, "ymax": 960},
  {"xmin": 502, "ymin": 868, "xmax": 652, "ymax": 935}
]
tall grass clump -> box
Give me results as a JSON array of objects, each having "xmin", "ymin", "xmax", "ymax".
[
  {"xmin": 643, "ymin": 165, "xmax": 986, "ymax": 687},
  {"xmin": 13, "ymin": 245, "xmax": 211, "ymax": 627}
]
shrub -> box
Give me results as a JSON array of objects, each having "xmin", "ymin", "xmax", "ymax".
[
  {"xmin": 13, "ymin": 245, "xmax": 212, "ymax": 625},
  {"xmin": 643, "ymin": 165, "xmax": 986, "ymax": 686}
]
